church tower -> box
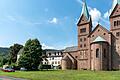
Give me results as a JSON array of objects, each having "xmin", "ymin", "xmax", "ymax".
[
  {"xmin": 77, "ymin": 0, "xmax": 92, "ymax": 70},
  {"xmin": 110, "ymin": 0, "xmax": 120, "ymax": 70}
]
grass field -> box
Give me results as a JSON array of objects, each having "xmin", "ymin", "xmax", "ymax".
[{"xmin": 0, "ymin": 70, "xmax": 120, "ymax": 80}]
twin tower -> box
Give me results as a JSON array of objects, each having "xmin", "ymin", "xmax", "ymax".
[{"xmin": 62, "ymin": 0, "xmax": 120, "ymax": 70}]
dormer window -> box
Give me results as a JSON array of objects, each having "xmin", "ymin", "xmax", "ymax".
[{"xmin": 80, "ymin": 28, "xmax": 86, "ymax": 33}]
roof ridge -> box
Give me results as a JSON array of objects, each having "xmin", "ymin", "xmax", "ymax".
[{"xmin": 88, "ymin": 24, "xmax": 110, "ymax": 37}]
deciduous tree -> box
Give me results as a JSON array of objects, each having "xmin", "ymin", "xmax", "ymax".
[
  {"xmin": 18, "ymin": 39, "xmax": 42, "ymax": 70},
  {"xmin": 9, "ymin": 44, "xmax": 23, "ymax": 63}
]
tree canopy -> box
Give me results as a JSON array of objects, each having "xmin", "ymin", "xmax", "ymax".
[
  {"xmin": 18, "ymin": 39, "xmax": 42, "ymax": 70},
  {"xmin": 9, "ymin": 44, "xmax": 23, "ymax": 63}
]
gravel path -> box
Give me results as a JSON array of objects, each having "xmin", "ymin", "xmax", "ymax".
[{"xmin": 0, "ymin": 76, "xmax": 27, "ymax": 80}]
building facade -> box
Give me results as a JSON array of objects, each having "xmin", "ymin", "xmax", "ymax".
[
  {"xmin": 62, "ymin": 0, "xmax": 120, "ymax": 70},
  {"xmin": 42, "ymin": 49, "xmax": 63, "ymax": 69}
]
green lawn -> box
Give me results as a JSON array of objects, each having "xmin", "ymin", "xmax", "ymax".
[{"xmin": 0, "ymin": 70, "xmax": 120, "ymax": 80}]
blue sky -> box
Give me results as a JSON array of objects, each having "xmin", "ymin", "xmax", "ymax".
[{"xmin": 0, "ymin": 0, "xmax": 113, "ymax": 49}]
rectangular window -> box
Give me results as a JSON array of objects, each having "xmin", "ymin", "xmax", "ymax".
[
  {"xmin": 52, "ymin": 62, "xmax": 54, "ymax": 64},
  {"xmin": 55, "ymin": 61, "xmax": 57, "ymax": 64},
  {"xmin": 58, "ymin": 61, "xmax": 60, "ymax": 64},
  {"xmin": 80, "ymin": 38, "xmax": 82, "ymax": 42},
  {"xmin": 54, "ymin": 52, "xmax": 56, "ymax": 55},
  {"xmin": 80, "ymin": 28, "xmax": 86, "ymax": 33},
  {"xmin": 80, "ymin": 51, "xmax": 83, "ymax": 59},
  {"xmin": 117, "ymin": 21, "xmax": 119, "ymax": 26},
  {"xmin": 119, "ymin": 21, "xmax": 120, "ymax": 25},
  {"xmin": 116, "ymin": 32, "xmax": 120, "ymax": 37},
  {"xmin": 84, "ymin": 44, "xmax": 86, "ymax": 47},
  {"xmin": 114, "ymin": 21, "xmax": 117, "ymax": 26},
  {"xmin": 84, "ymin": 38, "xmax": 86, "ymax": 41},
  {"xmin": 80, "ymin": 44, "xmax": 82, "ymax": 48},
  {"xmin": 52, "ymin": 57, "xmax": 54, "ymax": 60}
]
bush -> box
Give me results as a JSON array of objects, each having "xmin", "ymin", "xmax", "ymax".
[{"xmin": 39, "ymin": 64, "xmax": 51, "ymax": 70}]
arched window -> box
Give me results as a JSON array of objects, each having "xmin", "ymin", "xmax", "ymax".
[
  {"xmin": 96, "ymin": 49, "xmax": 99, "ymax": 58},
  {"xmin": 49, "ymin": 53, "xmax": 51, "ymax": 56},
  {"xmin": 104, "ymin": 49, "xmax": 107, "ymax": 58},
  {"xmin": 54, "ymin": 52, "xmax": 56, "ymax": 55}
]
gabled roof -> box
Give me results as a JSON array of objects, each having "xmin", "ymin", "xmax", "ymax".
[
  {"xmin": 44, "ymin": 49, "xmax": 62, "ymax": 51},
  {"xmin": 88, "ymin": 24, "xmax": 110, "ymax": 37},
  {"xmin": 63, "ymin": 46, "xmax": 78, "ymax": 53},
  {"xmin": 110, "ymin": 0, "xmax": 120, "ymax": 17},
  {"xmin": 93, "ymin": 36, "xmax": 107, "ymax": 43},
  {"xmin": 62, "ymin": 53, "xmax": 76, "ymax": 62}
]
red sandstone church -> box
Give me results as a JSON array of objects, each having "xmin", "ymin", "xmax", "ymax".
[{"xmin": 61, "ymin": 0, "xmax": 120, "ymax": 70}]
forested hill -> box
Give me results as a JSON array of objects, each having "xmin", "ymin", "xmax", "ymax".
[{"xmin": 0, "ymin": 47, "xmax": 9, "ymax": 55}]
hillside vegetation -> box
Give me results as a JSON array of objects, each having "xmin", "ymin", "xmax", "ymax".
[{"xmin": 0, "ymin": 47, "xmax": 9, "ymax": 55}]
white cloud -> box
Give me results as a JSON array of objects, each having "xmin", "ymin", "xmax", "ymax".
[
  {"xmin": 42, "ymin": 43, "xmax": 55, "ymax": 49},
  {"xmin": 32, "ymin": 22, "xmax": 42, "ymax": 25},
  {"xmin": 48, "ymin": 17, "xmax": 58, "ymax": 24},
  {"xmin": 104, "ymin": 11, "xmax": 109, "ymax": 19},
  {"xmin": 89, "ymin": 8, "xmax": 101, "ymax": 27},
  {"xmin": 76, "ymin": 0, "xmax": 83, "ymax": 4},
  {"xmin": 103, "ymin": 8, "xmax": 113, "ymax": 19},
  {"xmin": 7, "ymin": 16, "xmax": 16, "ymax": 21},
  {"xmin": 76, "ymin": 0, "xmax": 102, "ymax": 27},
  {"xmin": 76, "ymin": 0, "xmax": 109, "ymax": 27}
]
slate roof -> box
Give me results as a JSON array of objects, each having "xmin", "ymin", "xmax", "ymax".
[
  {"xmin": 77, "ymin": 0, "xmax": 90, "ymax": 25},
  {"xmin": 118, "ymin": 0, "xmax": 120, "ymax": 4},
  {"xmin": 81, "ymin": 0, "xmax": 90, "ymax": 21},
  {"xmin": 63, "ymin": 46, "xmax": 78, "ymax": 52},
  {"xmin": 93, "ymin": 36, "xmax": 107, "ymax": 43},
  {"xmin": 44, "ymin": 49, "xmax": 62, "ymax": 51}
]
